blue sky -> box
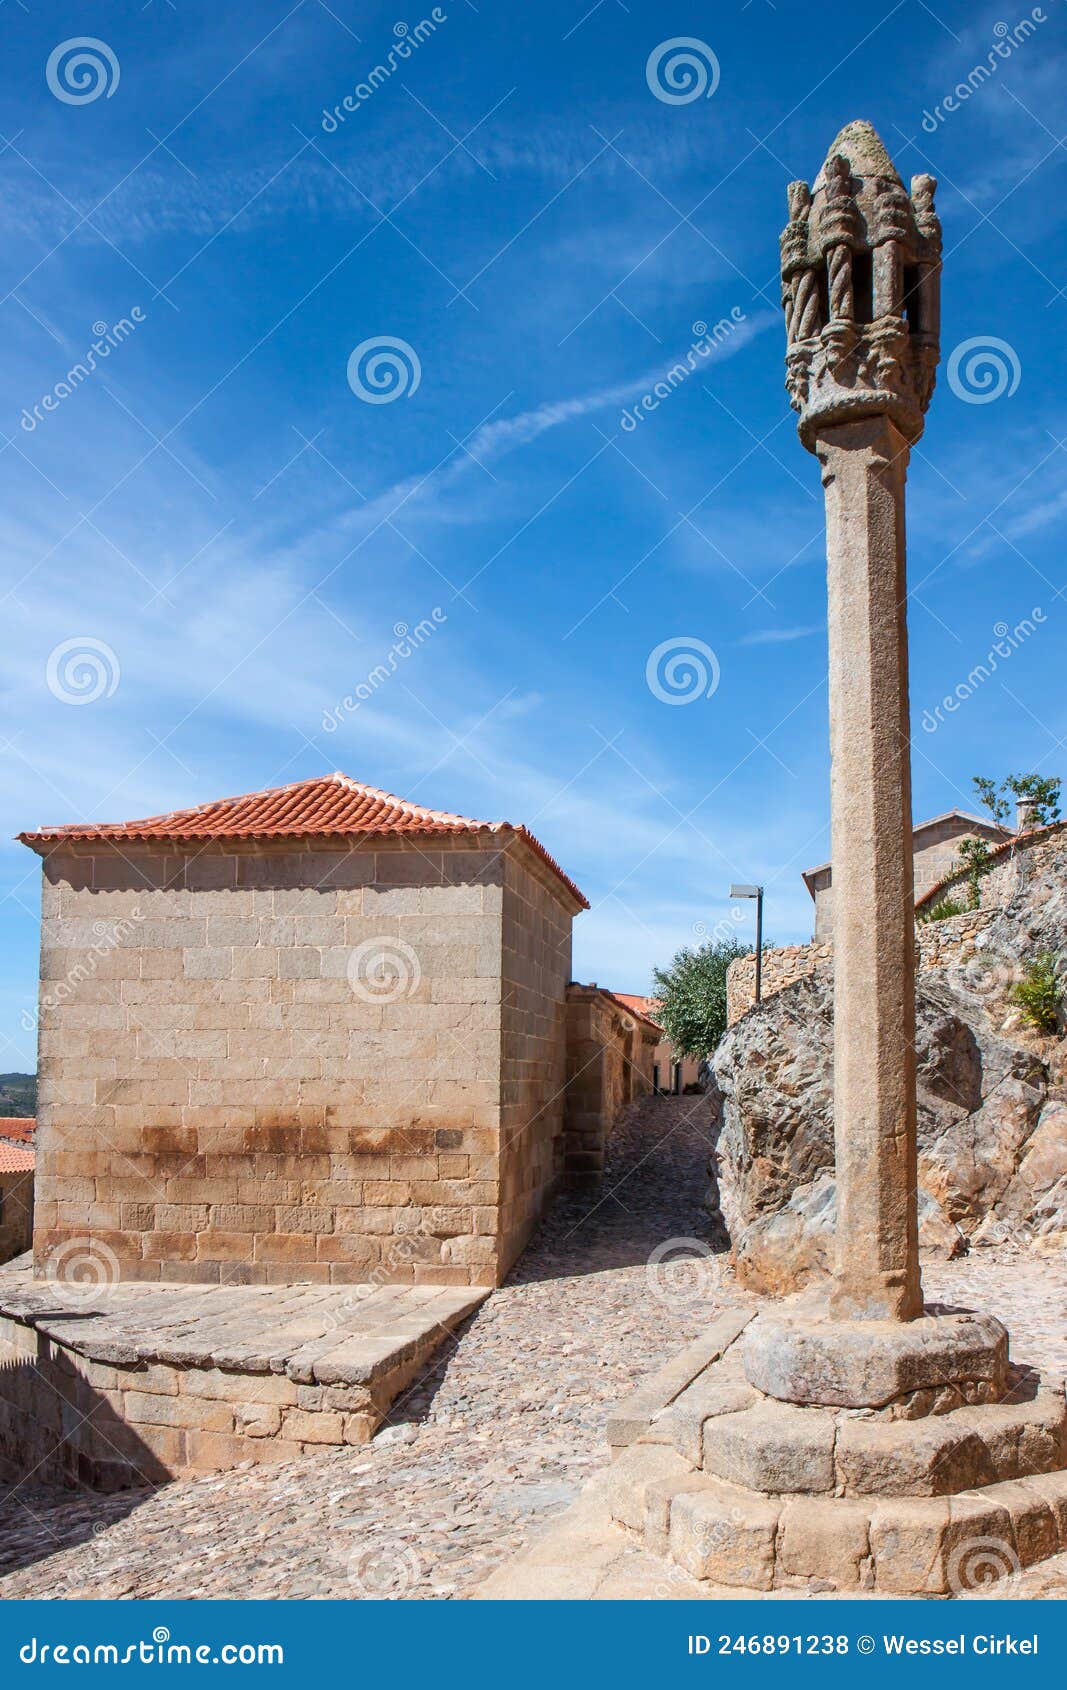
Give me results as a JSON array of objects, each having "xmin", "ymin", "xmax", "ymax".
[{"xmin": 1, "ymin": 0, "xmax": 1065, "ymax": 1070}]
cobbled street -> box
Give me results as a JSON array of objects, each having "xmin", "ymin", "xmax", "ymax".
[{"xmin": 2, "ymin": 1094, "xmax": 1065, "ymax": 1601}]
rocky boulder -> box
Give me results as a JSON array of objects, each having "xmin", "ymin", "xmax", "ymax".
[{"xmin": 713, "ymin": 956, "xmax": 1066, "ymax": 1297}]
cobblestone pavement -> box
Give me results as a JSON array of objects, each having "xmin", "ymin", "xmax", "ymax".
[{"xmin": 1, "ymin": 1095, "xmax": 1065, "ymax": 1601}]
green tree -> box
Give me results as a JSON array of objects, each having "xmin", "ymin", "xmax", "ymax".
[
  {"xmin": 973, "ymin": 773, "xmax": 1061, "ymax": 829},
  {"xmin": 652, "ymin": 937, "xmax": 751, "ymax": 1058}
]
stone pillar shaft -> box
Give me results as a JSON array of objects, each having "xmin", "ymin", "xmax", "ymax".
[{"xmin": 816, "ymin": 415, "xmax": 923, "ymax": 1323}]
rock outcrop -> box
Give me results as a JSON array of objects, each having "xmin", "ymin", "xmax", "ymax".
[{"xmin": 713, "ymin": 846, "xmax": 1067, "ymax": 1295}]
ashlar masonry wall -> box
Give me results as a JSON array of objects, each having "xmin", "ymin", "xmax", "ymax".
[
  {"xmin": 0, "ymin": 1170, "xmax": 33, "ymax": 1265},
  {"xmin": 496, "ymin": 850, "xmax": 574, "ymax": 1270},
  {"xmin": 32, "ymin": 834, "xmax": 580, "ymax": 1289},
  {"xmin": 562, "ymin": 987, "xmax": 656, "ymax": 1187}
]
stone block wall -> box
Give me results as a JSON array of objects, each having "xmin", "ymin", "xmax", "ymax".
[
  {"xmin": 914, "ymin": 904, "xmax": 1001, "ymax": 966},
  {"xmin": 562, "ymin": 987, "xmax": 656, "ymax": 1186},
  {"xmin": 31, "ymin": 835, "xmax": 580, "ymax": 1289},
  {"xmin": 726, "ymin": 944, "xmax": 834, "ymax": 1027},
  {"xmin": 496, "ymin": 852, "xmax": 574, "ymax": 1275},
  {"xmin": 0, "ymin": 1171, "xmax": 33, "ymax": 1265},
  {"xmin": 0, "ymin": 1314, "xmax": 377, "ymax": 1490},
  {"xmin": 726, "ymin": 908, "xmax": 1000, "ymax": 1025}
]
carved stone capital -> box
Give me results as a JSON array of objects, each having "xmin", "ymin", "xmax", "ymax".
[{"xmin": 779, "ymin": 122, "xmax": 941, "ymax": 452}]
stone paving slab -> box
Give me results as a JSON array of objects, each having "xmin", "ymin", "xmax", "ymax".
[
  {"xmin": 0, "ymin": 1262, "xmax": 484, "ymax": 1387},
  {"xmin": 0, "ymin": 1260, "xmax": 486, "ymax": 1485}
]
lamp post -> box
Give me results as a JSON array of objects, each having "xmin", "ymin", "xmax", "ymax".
[{"xmin": 730, "ymin": 883, "xmax": 763, "ymax": 1004}]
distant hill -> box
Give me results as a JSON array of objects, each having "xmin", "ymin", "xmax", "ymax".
[{"xmin": 0, "ymin": 1074, "xmax": 36, "ymax": 1118}]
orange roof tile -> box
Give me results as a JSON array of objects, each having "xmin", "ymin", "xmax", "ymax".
[
  {"xmin": 0, "ymin": 1119, "xmax": 34, "ymax": 1144},
  {"xmin": 0, "ymin": 1143, "xmax": 34, "ymax": 1173},
  {"xmin": 19, "ymin": 772, "xmax": 588, "ymax": 909},
  {"xmin": 611, "ymin": 992, "xmax": 664, "ymax": 1031}
]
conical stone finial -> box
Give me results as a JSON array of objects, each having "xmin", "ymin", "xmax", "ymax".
[
  {"xmin": 779, "ymin": 120, "xmax": 941, "ymax": 448},
  {"xmin": 812, "ymin": 120, "xmax": 902, "ymax": 191}
]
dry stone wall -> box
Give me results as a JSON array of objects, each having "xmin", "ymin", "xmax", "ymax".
[{"xmin": 727, "ymin": 910, "xmax": 999, "ymax": 1026}]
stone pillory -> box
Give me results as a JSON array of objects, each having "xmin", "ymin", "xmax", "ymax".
[
  {"xmin": 19, "ymin": 772, "xmax": 588, "ymax": 1290},
  {"xmin": 780, "ymin": 121, "xmax": 941, "ymax": 1325},
  {"xmin": 551, "ymin": 122, "xmax": 1067, "ymax": 1601}
]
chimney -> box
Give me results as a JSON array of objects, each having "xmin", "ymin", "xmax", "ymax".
[{"xmin": 1016, "ymin": 795, "xmax": 1038, "ymax": 833}]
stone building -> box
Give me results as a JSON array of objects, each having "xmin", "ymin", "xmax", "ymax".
[
  {"xmin": 562, "ymin": 986, "xmax": 658, "ymax": 1184},
  {"xmin": 19, "ymin": 772, "xmax": 591, "ymax": 1290},
  {"xmin": 802, "ymin": 807, "xmax": 1011, "ymax": 941},
  {"xmin": 612, "ymin": 994, "xmax": 701, "ymax": 1093},
  {"xmin": 0, "ymin": 1141, "xmax": 34, "ymax": 1264}
]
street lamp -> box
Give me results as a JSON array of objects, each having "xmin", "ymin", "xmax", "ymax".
[{"xmin": 730, "ymin": 883, "xmax": 764, "ymax": 1004}]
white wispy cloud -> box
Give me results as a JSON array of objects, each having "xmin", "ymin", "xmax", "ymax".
[
  {"xmin": 739, "ymin": 623, "xmax": 824, "ymax": 645},
  {"xmin": 333, "ymin": 311, "xmax": 775, "ymax": 536}
]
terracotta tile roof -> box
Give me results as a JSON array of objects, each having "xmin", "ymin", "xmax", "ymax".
[
  {"xmin": 0, "ymin": 1119, "xmax": 34, "ymax": 1144},
  {"xmin": 913, "ymin": 818, "xmax": 1065, "ymax": 913},
  {"xmin": 611, "ymin": 992, "xmax": 664, "ymax": 1031},
  {"xmin": 0, "ymin": 1143, "xmax": 34, "ymax": 1173},
  {"xmin": 18, "ymin": 772, "xmax": 588, "ymax": 909}
]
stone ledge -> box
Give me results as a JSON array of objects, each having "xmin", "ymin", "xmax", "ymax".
[
  {"xmin": 0, "ymin": 1263, "xmax": 486, "ymax": 1489},
  {"xmin": 605, "ymin": 1304, "xmax": 754, "ymax": 1454},
  {"xmin": 626, "ymin": 1462, "xmax": 1067, "ymax": 1595}
]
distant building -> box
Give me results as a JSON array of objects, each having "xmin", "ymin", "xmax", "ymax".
[
  {"xmin": 611, "ymin": 994, "xmax": 702, "ymax": 1093},
  {"xmin": 0, "ymin": 1133, "xmax": 34, "ymax": 1264},
  {"xmin": 563, "ymin": 987, "xmax": 659, "ymax": 1185},
  {"xmin": 802, "ymin": 809, "xmax": 1013, "ymax": 942}
]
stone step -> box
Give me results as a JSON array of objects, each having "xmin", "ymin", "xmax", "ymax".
[
  {"xmin": 606, "ymin": 1443, "xmax": 1067, "ymax": 1595},
  {"xmin": 697, "ymin": 1384, "xmax": 1067, "ymax": 1499}
]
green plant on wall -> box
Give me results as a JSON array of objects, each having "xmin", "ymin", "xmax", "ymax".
[
  {"xmin": 1009, "ymin": 951, "xmax": 1063, "ymax": 1034},
  {"xmin": 955, "ymin": 836, "xmax": 993, "ymax": 910},
  {"xmin": 917, "ymin": 896, "xmax": 967, "ymax": 924}
]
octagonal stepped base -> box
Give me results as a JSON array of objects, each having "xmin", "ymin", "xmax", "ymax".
[
  {"xmin": 606, "ymin": 1443, "xmax": 1067, "ymax": 1595},
  {"xmin": 604, "ymin": 1301, "xmax": 1067, "ymax": 1595}
]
